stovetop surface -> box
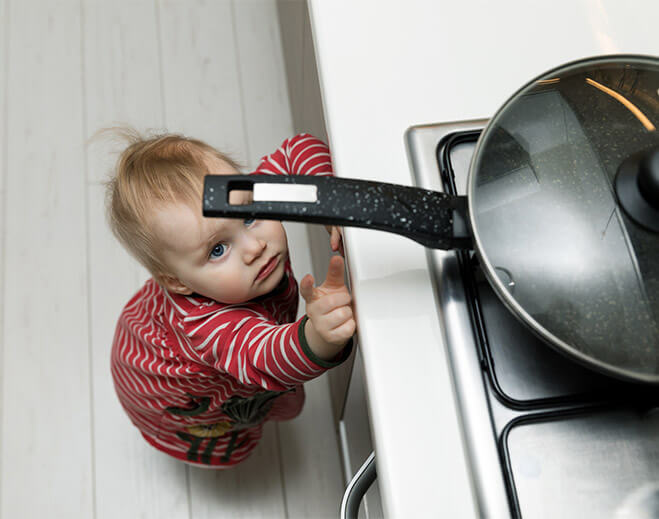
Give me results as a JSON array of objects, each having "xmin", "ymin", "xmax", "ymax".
[{"xmin": 406, "ymin": 120, "xmax": 659, "ymax": 519}]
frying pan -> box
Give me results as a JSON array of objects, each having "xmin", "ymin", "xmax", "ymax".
[{"xmin": 203, "ymin": 55, "xmax": 659, "ymax": 385}]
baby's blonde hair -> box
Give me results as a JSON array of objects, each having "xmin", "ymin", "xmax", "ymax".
[{"xmin": 104, "ymin": 128, "xmax": 241, "ymax": 277}]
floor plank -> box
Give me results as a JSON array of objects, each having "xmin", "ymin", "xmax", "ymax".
[
  {"xmin": 0, "ymin": 0, "xmax": 6, "ymax": 193},
  {"xmin": 157, "ymin": 0, "xmax": 248, "ymax": 166},
  {"xmin": 83, "ymin": 0, "xmax": 164, "ymax": 184},
  {"xmin": 1, "ymin": 1, "xmax": 93, "ymax": 517},
  {"xmin": 0, "ymin": 0, "xmax": 7, "ymax": 507},
  {"xmin": 189, "ymin": 422, "xmax": 288, "ymax": 519},
  {"xmin": 300, "ymin": 1, "xmax": 327, "ymax": 142},
  {"xmin": 232, "ymin": 0, "xmax": 295, "ymax": 170},
  {"xmin": 0, "ymin": 189, "xmax": 4, "ymax": 513},
  {"xmin": 278, "ymin": 377, "xmax": 346, "ymax": 518},
  {"xmin": 275, "ymin": 0, "xmax": 305, "ymax": 141}
]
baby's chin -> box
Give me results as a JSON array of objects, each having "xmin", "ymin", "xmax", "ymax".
[
  {"xmin": 261, "ymin": 263, "xmax": 286, "ymax": 292},
  {"xmin": 250, "ymin": 264, "xmax": 287, "ymax": 302},
  {"xmin": 196, "ymin": 283, "xmax": 254, "ymax": 305}
]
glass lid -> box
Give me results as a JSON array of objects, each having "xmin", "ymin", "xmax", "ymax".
[{"xmin": 468, "ymin": 55, "xmax": 659, "ymax": 383}]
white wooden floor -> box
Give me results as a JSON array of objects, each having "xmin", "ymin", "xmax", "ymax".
[{"xmin": 0, "ymin": 1, "xmax": 346, "ymax": 517}]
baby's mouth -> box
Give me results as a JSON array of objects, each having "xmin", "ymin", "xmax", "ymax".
[{"xmin": 256, "ymin": 255, "xmax": 279, "ymax": 282}]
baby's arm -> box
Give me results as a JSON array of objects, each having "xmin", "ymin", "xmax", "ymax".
[
  {"xmin": 300, "ymin": 255, "xmax": 356, "ymax": 360},
  {"xmin": 180, "ymin": 285, "xmax": 352, "ymax": 391},
  {"xmin": 253, "ymin": 133, "xmax": 332, "ymax": 177}
]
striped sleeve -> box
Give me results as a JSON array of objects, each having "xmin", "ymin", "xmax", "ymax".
[
  {"xmin": 252, "ymin": 133, "xmax": 333, "ymax": 177},
  {"xmin": 177, "ymin": 306, "xmax": 350, "ymax": 392}
]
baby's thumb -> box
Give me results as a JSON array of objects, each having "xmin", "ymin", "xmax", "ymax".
[{"xmin": 299, "ymin": 274, "xmax": 316, "ymax": 303}]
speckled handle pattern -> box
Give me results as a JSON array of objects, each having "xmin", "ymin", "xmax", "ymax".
[{"xmin": 203, "ymin": 175, "xmax": 471, "ymax": 250}]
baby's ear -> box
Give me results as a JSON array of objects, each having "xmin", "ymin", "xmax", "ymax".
[{"xmin": 157, "ymin": 273, "xmax": 194, "ymax": 295}]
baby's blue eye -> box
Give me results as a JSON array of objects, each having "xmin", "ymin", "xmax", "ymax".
[
  {"xmin": 244, "ymin": 218, "xmax": 256, "ymax": 226},
  {"xmin": 210, "ymin": 243, "xmax": 226, "ymax": 259}
]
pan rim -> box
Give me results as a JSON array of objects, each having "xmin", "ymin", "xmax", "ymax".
[{"xmin": 466, "ymin": 53, "xmax": 659, "ymax": 385}]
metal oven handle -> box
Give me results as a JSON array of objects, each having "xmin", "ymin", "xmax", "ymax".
[{"xmin": 340, "ymin": 451, "xmax": 376, "ymax": 519}]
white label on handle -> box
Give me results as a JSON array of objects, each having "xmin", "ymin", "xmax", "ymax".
[{"xmin": 253, "ymin": 183, "xmax": 318, "ymax": 203}]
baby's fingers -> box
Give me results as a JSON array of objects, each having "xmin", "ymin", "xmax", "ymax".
[
  {"xmin": 330, "ymin": 227, "xmax": 341, "ymax": 251},
  {"xmin": 300, "ymin": 274, "xmax": 316, "ymax": 303},
  {"xmin": 321, "ymin": 291, "xmax": 352, "ymax": 313},
  {"xmin": 322, "ymin": 305, "xmax": 354, "ymax": 331},
  {"xmin": 327, "ymin": 316, "xmax": 357, "ymax": 344}
]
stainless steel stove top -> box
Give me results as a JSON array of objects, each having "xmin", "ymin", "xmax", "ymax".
[{"xmin": 405, "ymin": 121, "xmax": 659, "ymax": 519}]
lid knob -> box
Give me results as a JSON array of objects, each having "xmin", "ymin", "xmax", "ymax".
[
  {"xmin": 615, "ymin": 145, "xmax": 659, "ymax": 232},
  {"xmin": 637, "ymin": 146, "xmax": 659, "ymax": 209}
]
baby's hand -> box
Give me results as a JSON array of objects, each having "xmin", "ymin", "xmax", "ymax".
[{"xmin": 300, "ymin": 255, "xmax": 355, "ymax": 360}]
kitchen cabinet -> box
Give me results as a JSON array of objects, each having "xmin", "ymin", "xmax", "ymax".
[{"xmin": 338, "ymin": 345, "xmax": 384, "ymax": 519}]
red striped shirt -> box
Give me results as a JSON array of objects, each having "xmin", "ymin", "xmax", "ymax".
[{"xmin": 111, "ymin": 134, "xmax": 349, "ymax": 467}]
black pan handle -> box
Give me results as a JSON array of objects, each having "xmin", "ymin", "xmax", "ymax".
[{"xmin": 203, "ymin": 175, "xmax": 471, "ymax": 250}]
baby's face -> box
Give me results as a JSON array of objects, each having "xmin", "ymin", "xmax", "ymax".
[{"xmin": 149, "ymin": 156, "xmax": 289, "ymax": 303}]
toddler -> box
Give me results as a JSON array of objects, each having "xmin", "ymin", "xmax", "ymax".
[{"xmin": 107, "ymin": 132, "xmax": 355, "ymax": 467}]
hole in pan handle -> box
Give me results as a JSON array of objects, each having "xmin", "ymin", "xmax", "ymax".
[{"xmin": 203, "ymin": 174, "xmax": 472, "ymax": 250}]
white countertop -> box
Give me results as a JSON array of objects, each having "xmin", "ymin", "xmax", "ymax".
[{"xmin": 307, "ymin": 1, "xmax": 657, "ymax": 516}]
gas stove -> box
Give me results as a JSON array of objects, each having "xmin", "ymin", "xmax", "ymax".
[{"xmin": 405, "ymin": 121, "xmax": 659, "ymax": 519}]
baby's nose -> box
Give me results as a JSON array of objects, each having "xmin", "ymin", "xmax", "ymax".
[{"xmin": 242, "ymin": 236, "xmax": 267, "ymax": 263}]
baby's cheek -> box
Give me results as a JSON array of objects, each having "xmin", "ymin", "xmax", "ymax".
[
  {"xmin": 278, "ymin": 226, "xmax": 289, "ymax": 253},
  {"xmin": 231, "ymin": 273, "xmax": 254, "ymax": 302},
  {"xmin": 218, "ymin": 276, "xmax": 238, "ymax": 298},
  {"xmin": 271, "ymin": 221, "xmax": 286, "ymax": 239},
  {"xmin": 205, "ymin": 272, "xmax": 232, "ymax": 303}
]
